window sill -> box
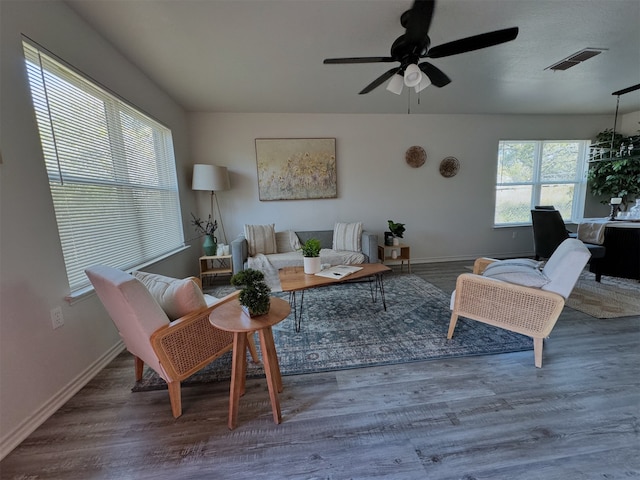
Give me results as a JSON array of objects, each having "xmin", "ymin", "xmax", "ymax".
[{"xmin": 65, "ymin": 245, "xmax": 190, "ymax": 305}]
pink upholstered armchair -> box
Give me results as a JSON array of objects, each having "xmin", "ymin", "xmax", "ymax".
[
  {"xmin": 86, "ymin": 265, "xmax": 256, "ymax": 417},
  {"xmin": 448, "ymin": 239, "xmax": 591, "ymax": 367}
]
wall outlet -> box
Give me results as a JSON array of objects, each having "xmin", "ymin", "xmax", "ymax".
[
  {"xmin": 512, "ymin": 231, "xmax": 518, "ymax": 239},
  {"xmin": 50, "ymin": 306, "xmax": 64, "ymax": 329}
]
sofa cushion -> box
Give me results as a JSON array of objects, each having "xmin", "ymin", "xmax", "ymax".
[
  {"xmin": 244, "ymin": 224, "xmax": 277, "ymax": 256},
  {"xmin": 482, "ymin": 262, "xmax": 550, "ymax": 288},
  {"xmin": 132, "ymin": 271, "xmax": 207, "ymax": 321},
  {"xmin": 333, "ymin": 222, "xmax": 363, "ymax": 252},
  {"xmin": 275, "ymin": 230, "xmax": 301, "ymax": 253}
]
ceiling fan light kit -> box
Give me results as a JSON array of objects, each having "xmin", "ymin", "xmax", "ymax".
[
  {"xmin": 323, "ymin": 0, "xmax": 519, "ymax": 97},
  {"xmin": 386, "ymin": 74, "xmax": 405, "ymax": 95},
  {"xmin": 403, "ymin": 64, "xmax": 422, "ymax": 87},
  {"xmin": 415, "ymin": 75, "xmax": 431, "ymax": 93}
]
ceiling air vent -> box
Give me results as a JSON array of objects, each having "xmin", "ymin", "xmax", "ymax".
[{"xmin": 545, "ymin": 48, "xmax": 606, "ymax": 71}]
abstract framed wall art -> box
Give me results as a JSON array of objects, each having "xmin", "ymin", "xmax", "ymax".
[{"xmin": 255, "ymin": 138, "xmax": 337, "ymax": 201}]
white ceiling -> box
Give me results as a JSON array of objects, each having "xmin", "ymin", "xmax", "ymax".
[{"xmin": 65, "ymin": 0, "xmax": 640, "ymax": 115}]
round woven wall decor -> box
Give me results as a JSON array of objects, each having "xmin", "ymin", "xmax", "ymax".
[
  {"xmin": 439, "ymin": 156, "xmax": 460, "ymax": 178},
  {"xmin": 405, "ymin": 146, "xmax": 426, "ymax": 168}
]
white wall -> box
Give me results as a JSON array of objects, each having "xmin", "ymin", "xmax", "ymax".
[
  {"xmin": 0, "ymin": 1, "xmax": 200, "ymax": 458},
  {"xmin": 189, "ymin": 112, "xmax": 614, "ymax": 261}
]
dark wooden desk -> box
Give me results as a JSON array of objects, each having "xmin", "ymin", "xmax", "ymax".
[{"xmin": 588, "ymin": 222, "xmax": 640, "ymax": 281}]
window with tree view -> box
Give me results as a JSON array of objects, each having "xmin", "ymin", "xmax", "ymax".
[
  {"xmin": 494, "ymin": 140, "xmax": 589, "ymax": 225},
  {"xmin": 23, "ymin": 39, "xmax": 184, "ymax": 295}
]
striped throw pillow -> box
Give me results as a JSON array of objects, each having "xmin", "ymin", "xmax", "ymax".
[
  {"xmin": 333, "ymin": 222, "xmax": 362, "ymax": 252},
  {"xmin": 244, "ymin": 224, "xmax": 277, "ymax": 256}
]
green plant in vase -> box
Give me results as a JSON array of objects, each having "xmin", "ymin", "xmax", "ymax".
[
  {"xmin": 230, "ymin": 269, "xmax": 271, "ymax": 317},
  {"xmin": 191, "ymin": 213, "xmax": 218, "ymax": 256},
  {"xmin": 387, "ymin": 220, "xmax": 405, "ymax": 245},
  {"xmin": 300, "ymin": 238, "xmax": 322, "ymax": 274}
]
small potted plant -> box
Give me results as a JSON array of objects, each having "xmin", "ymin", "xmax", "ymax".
[
  {"xmin": 387, "ymin": 220, "xmax": 405, "ymax": 246},
  {"xmin": 300, "ymin": 238, "xmax": 322, "ymax": 274},
  {"xmin": 191, "ymin": 213, "xmax": 218, "ymax": 256},
  {"xmin": 230, "ymin": 269, "xmax": 271, "ymax": 317}
]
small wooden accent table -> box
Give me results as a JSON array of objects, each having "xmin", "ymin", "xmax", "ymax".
[
  {"xmin": 279, "ymin": 263, "xmax": 391, "ymax": 332},
  {"xmin": 378, "ymin": 243, "xmax": 411, "ymax": 273},
  {"xmin": 209, "ymin": 297, "xmax": 291, "ymax": 430}
]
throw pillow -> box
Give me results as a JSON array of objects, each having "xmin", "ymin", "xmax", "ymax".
[
  {"xmin": 244, "ymin": 224, "xmax": 277, "ymax": 257},
  {"xmin": 333, "ymin": 222, "xmax": 362, "ymax": 252},
  {"xmin": 132, "ymin": 271, "xmax": 207, "ymax": 321},
  {"xmin": 482, "ymin": 262, "xmax": 550, "ymax": 288},
  {"xmin": 275, "ymin": 230, "xmax": 301, "ymax": 253}
]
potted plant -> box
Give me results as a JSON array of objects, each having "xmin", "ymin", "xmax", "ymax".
[
  {"xmin": 230, "ymin": 269, "xmax": 271, "ymax": 317},
  {"xmin": 300, "ymin": 238, "xmax": 322, "ymax": 274},
  {"xmin": 387, "ymin": 220, "xmax": 405, "ymax": 246},
  {"xmin": 191, "ymin": 213, "xmax": 218, "ymax": 256},
  {"xmin": 587, "ymin": 129, "xmax": 640, "ymax": 209}
]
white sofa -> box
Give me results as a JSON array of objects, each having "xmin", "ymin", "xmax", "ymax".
[{"xmin": 231, "ymin": 224, "xmax": 378, "ymax": 276}]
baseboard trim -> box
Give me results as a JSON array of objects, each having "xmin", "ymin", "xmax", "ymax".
[{"xmin": 0, "ymin": 341, "xmax": 125, "ymax": 461}]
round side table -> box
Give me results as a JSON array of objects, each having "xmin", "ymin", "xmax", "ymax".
[{"xmin": 209, "ymin": 297, "xmax": 290, "ymax": 429}]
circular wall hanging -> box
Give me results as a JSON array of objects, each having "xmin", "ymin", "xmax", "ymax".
[
  {"xmin": 439, "ymin": 156, "xmax": 460, "ymax": 178},
  {"xmin": 405, "ymin": 146, "xmax": 426, "ymax": 168}
]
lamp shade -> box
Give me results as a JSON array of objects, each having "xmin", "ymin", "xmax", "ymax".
[
  {"xmin": 192, "ymin": 164, "xmax": 230, "ymax": 191},
  {"xmin": 386, "ymin": 74, "xmax": 404, "ymax": 95},
  {"xmin": 403, "ymin": 64, "xmax": 422, "ymax": 87},
  {"xmin": 415, "ymin": 75, "xmax": 431, "ymax": 93}
]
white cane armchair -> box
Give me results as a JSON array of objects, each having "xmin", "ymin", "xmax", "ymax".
[{"xmin": 448, "ymin": 239, "xmax": 591, "ymax": 367}]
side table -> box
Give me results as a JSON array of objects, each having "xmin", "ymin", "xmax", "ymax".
[
  {"xmin": 199, "ymin": 255, "xmax": 232, "ymax": 287},
  {"xmin": 378, "ymin": 243, "xmax": 411, "ymax": 273},
  {"xmin": 209, "ymin": 297, "xmax": 291, "ymax": 429}
]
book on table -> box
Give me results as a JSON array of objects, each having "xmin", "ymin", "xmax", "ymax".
[{"xmin": 314, "ymin": 265, "xmax": 363, "ymax": 280}]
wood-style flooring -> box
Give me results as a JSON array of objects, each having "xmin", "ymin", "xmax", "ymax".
[{"xmin": 1, "ymin": 261, "xmax": 639, "ymax": 479}]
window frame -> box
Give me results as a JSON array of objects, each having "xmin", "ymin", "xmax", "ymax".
[
  {"xmin": 494, "ymin": 139, "xmax": 590, "ymax": 227},
  {"xmin": 23, "ymin": 38, "xmax": 186, "ymax": 299}
]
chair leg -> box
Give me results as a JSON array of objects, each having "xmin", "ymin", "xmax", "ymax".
[
  {"xmin": 168, "ymin": 381, "xmax": 182, "ymax": 418},
  {"xmin": 134, "ymin": 356, "xmax": 144, "ymax": 381},
  {"xmin": 247, "ymin": 332, "xmax": 260, "ymax": 363},
  {"xmin": 533, "ymin": 337, "xmax": 543, "ymax": 368},
  {"xmin": 447, "ymin": 313, "xmax": 459, "ymax": 339}
]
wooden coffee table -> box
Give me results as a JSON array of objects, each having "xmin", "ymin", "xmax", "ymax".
[{"xmin": 278, "ymin": 263, "xmax": 391, "ymax": 332}]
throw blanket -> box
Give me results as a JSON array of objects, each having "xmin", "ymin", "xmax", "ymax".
[
  {"xmin": 577, "ymin": 218, "xmax": 610, "ymax": 245},
  {"xmin": 247, "ymin": 254, "xmax": 283, "ymax": 291}
]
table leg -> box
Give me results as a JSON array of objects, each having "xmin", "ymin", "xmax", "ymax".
[
  {"xmin": 289, "ymin": 290, "xmax": 305, "ymax": 332},
  {"xmin": 258, "ymin": 326, "xmax": 282, "ymax": 424},
  {"xmin": 376, "ymin": 274, "xmax": 387, "ymax": 311},
  {"xmin": 228, "ymin": 332, "xmax": 247, "ymax": 430}
]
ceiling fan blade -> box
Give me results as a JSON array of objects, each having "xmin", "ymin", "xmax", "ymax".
[
  {"xmin": 404, "ymin": 0, "xmax": 435, "ymax": 44},
  {"xmin": 418, "ymin": 62, "xmax": 451, "ymax": 88},
  {"xmin": 427, "ymin": 27, "xmax": 519, "ymax": 59},
  {"xmin": 359, "ymin": 68, "xmax": 400, "ymax": 94},
  {"xmin": 324, "ymin": 57, "xmax": 394, "ymax": 64}
]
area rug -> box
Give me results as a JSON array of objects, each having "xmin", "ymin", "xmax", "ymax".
[
  {"xmin": 566, "ymin": 272, "xmax": 640, "ymax": 318},
  {"xmin": 133, "ymin": 275, "xmax": 532, "ymax": 392}
]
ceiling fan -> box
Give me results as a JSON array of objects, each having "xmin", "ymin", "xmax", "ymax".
[{"xmin": 323, "ymin": 0, "xmax": 519, "ymax": 95}]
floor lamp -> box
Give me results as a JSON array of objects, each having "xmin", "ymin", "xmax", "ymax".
[{"xmin": 192, "ymin": 164, "xmax": 230, "ymax": 243}]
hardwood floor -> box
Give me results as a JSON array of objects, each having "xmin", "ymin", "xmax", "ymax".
[{"xmin": 2, "ymin": 262, "xmax": 639, "ymax": 479}]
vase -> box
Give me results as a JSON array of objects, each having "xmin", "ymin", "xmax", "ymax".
[
  {"xmin": 392, "ymin": 237, "xmax": 400, "ymax": 246},
  {"xmin": 303, "ymin": 257, "xmax": 321, "ymax": 274},
  {"xmin": 384, "ymin": 232, "xmax": 394, "ymax": 246},
  {"xmin": 203, "ymin": 235, "xmax": 217, "ymax": 256}
]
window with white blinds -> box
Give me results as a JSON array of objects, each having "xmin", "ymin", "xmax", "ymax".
[{"xmin": 23, "ymin": 39, "xmax": 185, "ymax": 294}]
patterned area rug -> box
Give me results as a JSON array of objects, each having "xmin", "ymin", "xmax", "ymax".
[
  {"xmin": 566, "ymin": 272, "xmax": 640, "ymax": 318},
  {"xmin": 133, "ymin": 275, "xmax": 532, "ymax": 392}
]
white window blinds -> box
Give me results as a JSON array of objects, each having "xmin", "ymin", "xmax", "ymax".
[{"xmin": 23, "ymin": 40, "xmax": 185, "ymax": 294}]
